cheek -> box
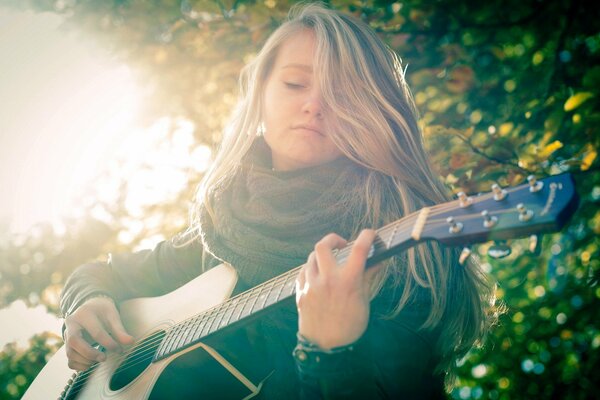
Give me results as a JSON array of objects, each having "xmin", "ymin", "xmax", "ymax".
[{"xmin": 323, "ymin": 141, "xmax": 343, "ymax": 160}]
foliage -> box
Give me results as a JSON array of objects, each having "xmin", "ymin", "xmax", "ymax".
[
  {"xmin": 0, "ymin": 333, "xmax": 61, "ymax": 400},
  {"xmin": 1, "ymin": 0, "xmax": 599, "ymax": 399}
]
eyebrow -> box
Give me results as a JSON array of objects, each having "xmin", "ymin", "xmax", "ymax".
[{"xmin": 280, "ymin": 63, "xmax": 313, "ymax": 72}]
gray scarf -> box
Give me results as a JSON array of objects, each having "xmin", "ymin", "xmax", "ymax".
[{"xmin": 198, "ymin": 140, "xmax": 367, "ymax": 287}]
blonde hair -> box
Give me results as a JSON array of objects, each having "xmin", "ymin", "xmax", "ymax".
[{"xmin": 192, "ymin": 2, "xmax": 494, "ymax": 382}]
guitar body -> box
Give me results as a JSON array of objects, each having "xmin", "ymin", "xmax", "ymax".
[{"xmin": 24, "ymin": 264, "xmax": 270, "ymax": 399}]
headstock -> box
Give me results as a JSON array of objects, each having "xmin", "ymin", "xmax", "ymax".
[{"xmin": 421, "ymin": 174, "xmax": 579, "ymax": 247}]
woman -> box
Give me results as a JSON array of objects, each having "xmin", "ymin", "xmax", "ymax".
[{"xmin": 61, "ymin": 3, "xmax": 493, "ymax": 399}]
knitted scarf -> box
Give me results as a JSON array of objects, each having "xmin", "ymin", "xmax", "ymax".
[{"xmin": 198, "ymin": 140, "xmax": 368, "ymax": 287}]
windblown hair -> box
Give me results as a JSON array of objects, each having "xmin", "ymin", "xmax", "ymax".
[{"xmin": 192, "ymin": 2, "xmax": 495, "ymax": 384}]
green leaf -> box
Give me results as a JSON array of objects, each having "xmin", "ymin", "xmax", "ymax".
[{"xmin": 564, "ymin": 92, "xmax": 594, "ymax": 112}]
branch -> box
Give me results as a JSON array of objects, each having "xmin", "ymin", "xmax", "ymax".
[
  {"xmin": 454, "ymin": 133, "xmax": 534, "ymax": 174},
  {"xmin": 375, "ymin": 1, "xmax": 549, "ymax": 35},
  {"xmin": 543, "ymin": 0, "xmax": 578, "ymax": 98}
]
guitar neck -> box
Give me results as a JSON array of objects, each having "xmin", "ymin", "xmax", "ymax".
[
  {"xmin": 154, "ymin": 173, "xmax": 578, "ymax": 361},
  {"xmin": 153, "ymin": 213, "xmax": 418, "ymax": 361}
]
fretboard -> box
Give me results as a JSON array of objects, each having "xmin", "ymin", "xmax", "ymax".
[{"xmin": 153, "ymin": 213, "xmax": 418, "ymax": 361}]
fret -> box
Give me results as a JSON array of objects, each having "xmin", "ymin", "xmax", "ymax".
[
  {"xmin": 184, "ymin": 316, "xmax": 200, "ymax": 346},
  {"xmin": 163, "ymin": 325, "xmax": 182, "ymax": 355},
  {"xmin": 265, "ymin": 275, "xmax": 286, "ymax": 307},
  {"xmin": 255, "ymin": 278, "xmax": 277, "ymax": 310},
  {"xmin": 228, "ymin": 297, "xmax": 247, "ymax": 325},
  {"xmin": 251, "ymin": 283, "xmax": 270, "ymax": 314},
  {"xmin": 242, "ymin": 286, "xmax": 262, "ymax": 318},
  {"xmin": 200, "ymin": 306, "xmax": 219, "ymax": 338},
  {"xmin": 207, "ymin": 305, "xmax": 226, "ymax": 335},
  {"xmin": 238, "ymin": 291, "xmax": 255, "ymax": 320},
  {"xmin": 280, "ymin": 270, "xmax": 297, "ymax": 298},
  {"xmin": 155, "ymin": 331, "xmax": 172, "ymax": 359},
  {"xmin": 219, "ymin": 300, "xmax": 236, "ymax": 329},
  {"xmin": 182, "ymin": 317, "xmax": 196, "ymax": 345},
  {"xmin": 189, "ymin": 315, "xmax": 204, "ymax": 342},
  {"xmin": 386, "ymin": 222, "xmax": 399, "ymax": 249},
  {"xmin": 172, "ymin": 318, "xmax": 193, "ymax": 353},
  {"xmin": 192, "ymin": 314, "xmax": 208, "ymax": 342},
  {"xmin": 273, "ymin": 273, "xmax": 287, "ymax": 302}
]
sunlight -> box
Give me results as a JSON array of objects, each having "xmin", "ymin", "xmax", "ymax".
[{"xmin": 0, "ymin": 9, "xmax": 144, "ymax": 234}]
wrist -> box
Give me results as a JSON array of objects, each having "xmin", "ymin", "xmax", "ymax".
[
  {"xmin": 293, "ymin": 332, "xmax": 362, "ymax": 369},
  {"xmin": 292, "ymin": 333, "xmax": 368, "ymax": 377},
  {"xmin": 82, "ymin": 293, "xmax": 114, "ymax": 304}
]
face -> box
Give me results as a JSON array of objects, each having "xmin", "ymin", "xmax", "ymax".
[{"xmin": 262, "ymin": 30, "xmax": 343, "ymax": 171}]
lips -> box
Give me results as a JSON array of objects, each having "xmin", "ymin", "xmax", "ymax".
[{"xmin": 292, "ymin": 124, "xmax": 323, "ymax": 136}]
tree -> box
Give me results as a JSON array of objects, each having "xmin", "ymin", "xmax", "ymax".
[{"xmin": 1, "ymin": 0, "xmax": 598, "ymax": 398}]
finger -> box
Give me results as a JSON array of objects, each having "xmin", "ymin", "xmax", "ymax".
[
  {"xmin": 66, "ymin": 344, "xmax": 101, "ymax": 368},
  {"xmin": 345, "ymin": 229, "xmax": 377, "ymax": 280},
  {"xmin": 305, "ymin": 251, "xmax": 319, "ymax": 283},
  {"xmin": 68, "ymin": 331, "xmax": 106, "ymax": 362},
  {"xmin": 84, "ymin": 316, "xmax": 122, "ymax": 352},
  {"xmin": 296, "ymin": 265, "xmax": 306, "ymax": 290},
  {"xmin": 314, "ymin": 233, "xmax": 347, "ymax": 276},
  {"xmin": 102, "ymin": 309, "xmax": 134, "ymax": 345},
  {"xmin": 68, "ymin": 358, "xmax": 94, "ymax": 372},
  {"xmin": 295, "ymin": 265, "xmax": 307, "ymax": 305}
]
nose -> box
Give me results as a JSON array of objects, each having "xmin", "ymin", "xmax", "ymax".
[{"xmin": 301, "ymin": 89, "xmax": 323, "ymax": 119}]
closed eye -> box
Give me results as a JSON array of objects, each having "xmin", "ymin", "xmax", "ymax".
[{"xmin": 284, "ymin": 82, "xmax": 306, "ymax": 89}]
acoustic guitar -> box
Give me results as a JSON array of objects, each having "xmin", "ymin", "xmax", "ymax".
[{"xmin": 23, "ymin": 174, "xmax": 578, "ymax": 399}]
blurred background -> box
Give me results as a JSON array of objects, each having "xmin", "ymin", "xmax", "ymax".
[{"xmin": 0, "ymin": 0, "xmax": 598, "ymax": 399}]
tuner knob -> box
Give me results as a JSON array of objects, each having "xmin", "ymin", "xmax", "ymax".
[
  {"xmin": 446, "ymin": 216, "xmax": 463, "ymax": 234},
  {"xmin": 481, "ymin": 210, "xmax": 498, "ymax": 228},
  {"xmin": 487, "ymin": 241, "xmax": 512, "ymax": 259},
  {"xmin": 459, "ymin": 247, "xmax": 472, "ymax": 265},
  {"xmin": 516, "ymin": 203, "xmax": 534, "ymax": 222},
  {"xmin": 491, "ymin": 183, "xmax": 507, "ymax": 201},
  {"xmin": 527, "ymin": 175, "xmax": 544, "ymax": 193},
  {"xmin": 457, "ymin": 191, "xmax": 473, "ymax": 208}
]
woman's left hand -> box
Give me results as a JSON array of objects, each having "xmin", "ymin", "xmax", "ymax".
[{"xmin": 295, "ymin": 229, "xmax": 379, "ymax": 350}]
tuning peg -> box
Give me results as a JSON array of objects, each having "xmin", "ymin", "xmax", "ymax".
[
  {"xmin": 481, "ymin": 210, "xmax": 498, "ymax": 228},
  {"xmin": 487, "ymin": 241, "xmax": 512, "ymax": 259},
  {"xmin": 491, "ymin": 183, "xmax": 507, "ymax": 201},
  {"xmin": 446, "ymin": 216, "xmax": 463, "ymax": 234},
  {"xmin": 459, "ymin": 247, "xmax": 472, "ymax": 265},
  {"xmin": 516, "ymin": 203, "xmax": 534, "ymax": 222},
  {"xmin": 529, "ymin": 234, "xmax": 543, "ymax": 255},
  {"xmin": 457, "ymin": 191, "xmax": 473, "ymax": 208},
  {"xmin": 527, "ymin": 175, "xmax": 544, "ymax": 193}
]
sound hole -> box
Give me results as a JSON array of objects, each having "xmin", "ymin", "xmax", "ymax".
[{"xmin": 109, "ymin": 330, "xmax": 166, "ymax": 391}]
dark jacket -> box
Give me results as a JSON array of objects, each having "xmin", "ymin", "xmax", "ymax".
[{"xmin": 60, "ymin": 238, "xmax": 447, "ymax": 399}]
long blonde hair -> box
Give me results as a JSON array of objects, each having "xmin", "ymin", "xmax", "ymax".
[{"xmin": 192, "ymin": 2, "xmax": 494, "ymax": 382}]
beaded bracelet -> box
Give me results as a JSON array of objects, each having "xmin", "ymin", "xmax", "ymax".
[{"xmin": 293, "ymin": 333, "xmax": 356, "ymax": 364}]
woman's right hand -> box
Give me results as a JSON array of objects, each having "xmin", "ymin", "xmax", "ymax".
[{"xmin": 63, "ymin": 296, "xmax": 134, "ymax": 371}]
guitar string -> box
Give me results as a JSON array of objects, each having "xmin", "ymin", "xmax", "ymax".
[
  {"xmin": 65, "ymin": 211, "xmax": 425, "ymax": 389},
  {"xmin": 67, "ymin": 201, "xmax": 519, "ymax": 390},
  {"xmin": 66, "ymin": 199, "xmax": 523, "ymax": 389},
  {"xmin": 67, "ymin": 202, "xmax": 521, "ymax": 392}
]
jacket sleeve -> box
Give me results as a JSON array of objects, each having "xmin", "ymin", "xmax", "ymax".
[
  {"xmin": 294, "ymin": 313, "xmax": 446, "ymax": 399},
  {"xmin": 60, "ymin": 236, "xmax": 205, "ymax": 317}
]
